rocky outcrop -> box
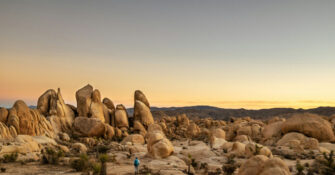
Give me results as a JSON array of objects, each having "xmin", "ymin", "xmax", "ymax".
[
  {"xmin": 38, "ymin": 88, "xmax": 75, "ymax": 134},
  {"xmin": 281, "ymin": 113, "xmax": 335, "ymax": 142},
  {"xmin": 121, "ymin": 134, "xmax": 145, "ymax": 145},
  {"xmin": 133, "ymin": 90, "xmax": 154, "ymax": 128},
  {"xmin": 277, "ymin": 132, "xmax": 319, "ymax": 150},
  {"xmin": 73, "ymin": 117, "xmax": 114, "ymax": 139},
  {"xmin": 0, "ymin": 135, "xmax": 41, "ymax": 156},
  {"xmin": 114, "ymin": 104, "xmax": 129, "ymax": 129},
  {"xmin": 7, "ymin": 100, "xmax": 54, "ymax": 138},
  {"xmin": 187, "ymin": 122, "xmax": 200, "ymax": 137},
  {"xmin": 103, "ymin": 98, "xmax": 115, "ymax": 125},
  {"xmin": 147, "ymin": 124, "xmax": 174, "ymax": 159},
  {"xmin": 238, "ymin": 156, "xmax": 290, "ymax": 175},
  {"xmin": 245, "ymin": 143, "xmax": 273, "ymax": 158},
  {"xmin": 75, "ymin": 84, "xmax": 108, "ymax": 123},
  {"xmin": 133, "ymin": 120, "xmax": 147, "ymax": 136},
  {"xmin": 0, "ymin": 107, "xmax": 8, "ymax": 123},
  {"xmin": 134, "ymin": 90, "xmax": 150, "ymax": 108}
]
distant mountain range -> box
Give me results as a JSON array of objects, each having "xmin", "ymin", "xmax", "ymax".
[
  {"xmin": 28, "ymin": 105, "xmax": 335, "ymax": 120},
  {"xmin": 131, "ymin": 105, "xmax": 335, "ymax": 120}
]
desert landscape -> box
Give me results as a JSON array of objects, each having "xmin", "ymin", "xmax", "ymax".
[
  {"xmin": 1, "ymin": 1, "xmax": 335, "ymax": 175},
  {"xmin": 0, "ymin": 84, "xmax": 335, "ymax": 175}
]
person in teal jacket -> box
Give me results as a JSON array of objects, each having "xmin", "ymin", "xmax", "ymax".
[{"xmin": 134, "ymin": 157, "xmax": 140, "ymax": 174}]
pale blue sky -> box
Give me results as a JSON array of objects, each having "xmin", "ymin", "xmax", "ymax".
[{"xmin": 1, "ymin": 0, "xmax": 335, "ymax": 108}]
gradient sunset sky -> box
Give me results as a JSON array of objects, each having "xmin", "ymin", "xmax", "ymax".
[{"xmin": 1, "ymin": 0, "xmax": 335, "ymax": 109}]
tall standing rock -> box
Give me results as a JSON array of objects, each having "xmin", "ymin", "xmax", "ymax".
[
  {"xmin": 103, "ymin": 98, "xmax": 115, "ymax": 125},
  {"xmin": 90, "ymin": 89, "xmax": 105, "ymax": 122},
  {"xmin": 75, "ymin": 84, "xmax": 107, "ymax": 123},
  {"xmin": 114, "ymin": 104, "xmax": 129, "ymax": 129},
  {"xmin": 0, "ymin": 107, "xmax": 8, "ymax": 123},
  {"xmin": 134, "ymin": 90, "xmax": 150, "ymax": 108},
  {"xmin": 76, "ymin": 84, "xmax": 93, "ymax": 118},
  {"xmin": 37, "ymin": 88, "xmax": 75, "ymax": 134},
  {"xmin": 133, "ymin": 90, "xmax": 154, "ymax": 128}
]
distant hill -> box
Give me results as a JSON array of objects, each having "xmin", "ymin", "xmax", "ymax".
[{"xmin": 129, "ymin": 105, "xmax": 335, "ymax": 120}]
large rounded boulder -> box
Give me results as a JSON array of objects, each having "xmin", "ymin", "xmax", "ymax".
[
  {"xmin": 73, "ymin": 117, "xmax": 106, "ymax": 137},
  {"xmin": 133, "ymin": 90, "xmax": 154, "ymax": 128},
  {"xmin": 281, "ymin": 113, "xmax": 335, "ymax": 142},
  {"xmin": 146, "ymin": 124, "xmax": 174, "ymax": 159},
  {"xmin": 7, "ymin": 100, "xmax": 54, "ymax": 137},
  {"xmin": 114, "ymin": 104, "xmax": 129, "ymax": 129},
  {"xmin": 75, "ymin": 84, "xmax": 107, "ymax": 123}
]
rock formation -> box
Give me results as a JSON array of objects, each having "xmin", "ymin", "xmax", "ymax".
[
  {"xmin": 133, "ymin": 90, "xmax": 154, "ymax": 128},
  {"xmin": 114, "ymin": 104, "xmax": 129, "ymax": 129},
  {"xmin": 281, "ymin": 113, "xmax": 335, "ymax": 142},
  {"xmin": 38, "ymin": 88, "xmax": 75, "ymax": 134},
  {"xmin": 0, "ymin": 107, "xmax": 8, "ymax": 123},
  {"xmin": 146, "ymin": 124, "xmax": 174, "ymax": 159},
  {"xmin": 75, "ymin": 84, "xmax": 108, "ymax": 123},
  {"xmin": 238, "ymin": 156, "xmax": 290, "ymax": 175},
  {"xmin": 7, "ymin": 100, "xmax": 54, "ymax": 138}
]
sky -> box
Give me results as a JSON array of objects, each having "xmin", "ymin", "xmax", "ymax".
[{"xmin": 1, "ymin": 0, "xmax": 335, "ymax": 109}]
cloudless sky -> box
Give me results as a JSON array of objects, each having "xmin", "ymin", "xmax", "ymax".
[{"xmin": 1, "ymin": 0, "xmax": 335, "ymax": 109}]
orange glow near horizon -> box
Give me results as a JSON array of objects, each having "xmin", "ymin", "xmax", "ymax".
[{"xmin": 1, "ymin": 1, "xmax": 335, "ymax": 109}]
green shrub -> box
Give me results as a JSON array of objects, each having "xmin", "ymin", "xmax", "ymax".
[
  {"xmin": 42, "ymin": 147, "xmax": 64, "ymax": 165},
  {"xmin": 296, "ymin": 160, "xmax": 305, "ymax": 175},
  {"xmin": 91, "ymin": 162, "xmax": 101, "ymax": 175},
  {"xmin": 99, "ymin": 154, "xmax": 109, "ymax": 164},
  {"xmin": 222, "ymin": 155, "xmax": 238, "ymax": 175},
  {"xmin": 96, "ymin": 145, "xmax": 110, "ymax": 154},
  {"xmin": 71, "ymin": 154, "xmax": 90, "ymax": 172},
  {"xmin": 3, "ymin": 152, "xmax": 18, "ymax": 163}
]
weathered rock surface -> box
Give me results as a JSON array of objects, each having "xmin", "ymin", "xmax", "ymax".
[
  {"xmin": 238, "ymin": 156, "xmax": 290, "ymax": 175},
  {"xmin": 103, "ymin": 97, "xmax": 115, "ymax": 125},
  {"xmin": 121, "ymin": 134, "xmax": 145, "ymax": 145},
  {"xmin": 38, "ymin": 88, "xmax": 75, "ymax": 134},
  {"xmin": 277, "ymin": 132, "xmax": 319, "ymax": 150},
  {"xmin": 0, "ymin": 107, "xmax": 8, "ymax": 123},
  {"xmin": 281, "ymin": 113, "xmax": 335, "ymax": 142},
  {"xmin": 75, "ymin": 84, "xmax": 107, "ymax": 123},
  {"xmin": 134, "ymin": 100, "xmax": 154, "ymax": 128},
  {"xmin": 147, "ymin": 124, "xmax": 174, "ymax": 159},
  {"xmin": 6, "ymin": 100, "xmax": 54, "ymax": 138},
  {"xmin": 114, "ymin": 104, "xmax": 129, "ymax": 128},
  {"xmin": 134, "ymin": 90, "xmax": 150, "ymax": 108},
  {"xmin": 73, "ymin": 117, "xmax": 109, "ymax": 138},
  {"xmin": 133, "ymin": 90, "xmax": 154, "ymax": 128}
]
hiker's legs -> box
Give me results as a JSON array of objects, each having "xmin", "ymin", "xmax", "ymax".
[{"xmin": 135, "ymin": 166, "xmax": 138, "ymax": 174}]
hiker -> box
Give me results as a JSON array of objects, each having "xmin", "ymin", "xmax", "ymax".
[{"xmin": 134, "ymin": 157, "xmax": 140, "ymax": 174}]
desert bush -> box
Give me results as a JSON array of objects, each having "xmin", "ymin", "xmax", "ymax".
[
  {"xmin": 3, "ymin": 152, "xmax": 18, "ymax": 163},
  {"xmin": 99, "ymin": 154, "xmax": 109, "ymax": 175},
  {"xmin": 0, "ymin": 167, "xmax": 6, "ymax": 172},
  {"xmin": 71, "ymin": 154, "xmax": 90, "ymax": 172},
  {"xmin": 296, "ymin": 160, "xmax": 305, "ymax": 175},
  {"xmin": 91, "ymin": 162, "xmax": 101, "ymax": 175},
  {"xmin": 96, "ymin": 145, "xmax": 110, "ymax": 154},
  {"xmin": 42, "ymin": 147, "xmax": 64, "ymax": 165},
  {"xmin": 307, "ymin": 150, "xmax": 335, "ymax": 175},
  {"xmin": 222, "ymin": 155, "xmax": 238, "ymax": 175}
]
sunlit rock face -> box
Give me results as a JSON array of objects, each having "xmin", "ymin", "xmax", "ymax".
[
  {"xmin": 38, "ymin": 88, "xmax": 75, "ymax": 134},
  {"xmin": 133, "ymin": 90, "xmax": 154, "ymax": 128}
]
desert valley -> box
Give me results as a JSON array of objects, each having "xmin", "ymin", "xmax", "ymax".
[{"xmin": 0, "ymin": 84, "xmax": 335, "ymax": 175}]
